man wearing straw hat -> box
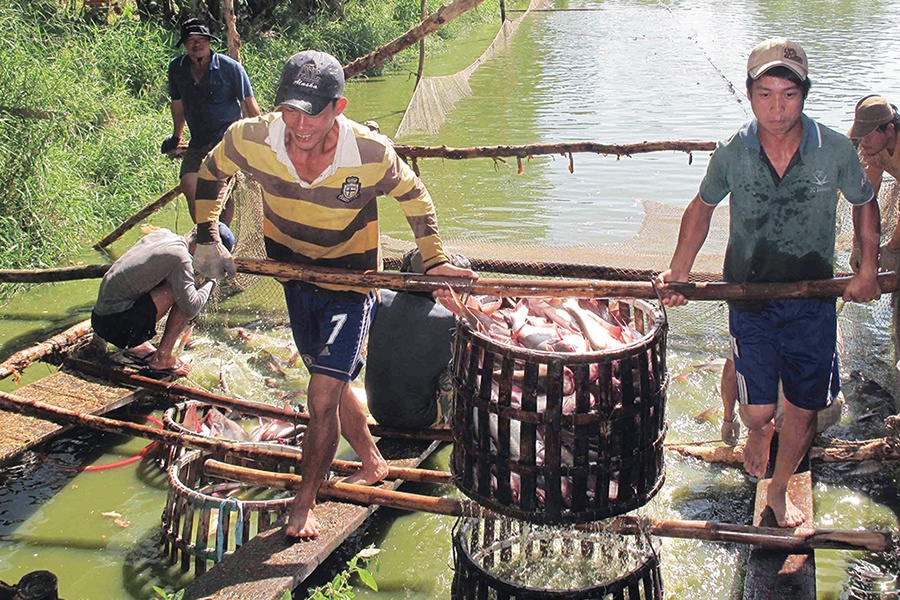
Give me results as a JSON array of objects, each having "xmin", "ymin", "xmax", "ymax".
[
  {"xmin": 847, "ymin": 95, "xmax": 900, "ymax": 272},
  {"xmin": 162, "ymin": 18, "xmax": 260, "ymax": 226},
  {"xmin": 656, "ymin": 39, "xmax": 880, "ymax": 527},
  {"xmin": 189, "ymin": 50, "xmax": 477, "ymax": 539}
]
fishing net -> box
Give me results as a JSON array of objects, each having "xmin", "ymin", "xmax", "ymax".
[
  {"xmin": 394, "ymin": 0, "xmax": 552, "ymax": 138},
  {"xmin": 204, "ymin": 168, "xmax": 899, "ymax": 398}
]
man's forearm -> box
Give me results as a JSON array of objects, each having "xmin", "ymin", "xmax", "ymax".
[
  {"xmin": 669, "ymin": 195, "xmax": 715, "ymax": 278},
  {"xmin": 853, "ymin": 200, "xmax": 881, "ymax": 272},
  {"xmin": 171, "ymin": 100, "xmax": 186, "ymax": 138}
]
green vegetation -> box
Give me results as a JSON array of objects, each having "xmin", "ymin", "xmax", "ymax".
[
  {"xmin": 306, "ymin": 546, "xmax": 381, "ymax": 599},
  {"xmin": 0, "ymin": 0, "xmax": 502, "ymax": 301}
]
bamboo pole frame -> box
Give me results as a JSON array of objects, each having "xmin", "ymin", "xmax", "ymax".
[
  {"xmin": 0, "ymin": 388, "xmax": 452, "ymax": 485},
  {"xmin": 66, "ymin": 357, "xmax": 454, "ymax": 442},
  {"xmin": 0, "ymin": 319, "xmax": 93, "ymax": 382},
  {"xmin": 203, "ymin": 459, "xmax": 892, "ymax": 552},
  {"xmin": 393, "ymin": 140, "xmax": 717, "ymax": 161}
]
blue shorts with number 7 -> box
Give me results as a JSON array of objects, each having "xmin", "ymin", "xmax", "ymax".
[
  {"xmin": 283, "ymin": 281, "xmax": 377, "ymax": 382},
  {"xmin": 730, "ymin": 299, "xmax": 840, "ymax": 411}
]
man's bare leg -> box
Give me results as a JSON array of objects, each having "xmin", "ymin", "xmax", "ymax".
[
  {"xmin": 286, "ymin": 374, "xmax": 343, "ymax": 539},
  {"xmin": 766, "ymin": 401, "xmax": 816, "ymax": 527},
  {"xmin": 740, "ymin": 404, "xmax": 776, "ymax": 479},
  {"xmin": 181, "ymin": 172, "xmax": 199, "ymax": 223},
  {"xmin": 339, "ymin": 385, "xmax": 389, "ymax": 486},
  {"xmin": 144, "ymin": 286, "xmax": 190, "ymax": 375}
]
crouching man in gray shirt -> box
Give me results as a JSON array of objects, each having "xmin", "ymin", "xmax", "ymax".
[{"xmin": 90, "ymin": 223, "xmax": 234, "ymax": 375}]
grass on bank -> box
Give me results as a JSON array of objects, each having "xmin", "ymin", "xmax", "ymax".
[{"xmin": 0, "ymin": 0, "xmax": 514, "ymax": 303}]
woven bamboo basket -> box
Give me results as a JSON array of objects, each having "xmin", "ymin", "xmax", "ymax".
[
  {"xmin": 160, "ymin": 444, "xmax": 300, "ymax": 575},
  {"xmin": 161, "ymin": 400, "xmax": 304, "ymax": 468},
  {"xmin": 451, "ymin": 515, "xmax": 663, "ymax": 599},
  {"xmin": 451, "ymin": 298, "xmax": 668, "ymax": 524}
]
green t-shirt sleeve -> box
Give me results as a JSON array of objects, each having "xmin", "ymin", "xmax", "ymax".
[{"xmin": 698, "ymin": 142, "xmax": 731, "ymax": 205}]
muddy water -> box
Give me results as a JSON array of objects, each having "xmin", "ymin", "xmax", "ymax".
[{"xmin": 2, "ymin": 0, "xmax": 900, "ymax": 598}]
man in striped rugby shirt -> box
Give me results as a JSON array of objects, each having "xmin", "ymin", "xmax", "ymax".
[{"xmin": 191, "ymin": 50, "xmax": 477, "ymax": 539}]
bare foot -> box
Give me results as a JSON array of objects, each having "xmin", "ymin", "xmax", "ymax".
[
  {"xmin": 742, "ymin": 420, "xmax": 774, "ymax": 478},
  {"xmin": 766, "ymin": 489, "xmax": 806, "ymax": 528},
  {"xmin": 145, "ymin": 353, "xmax": 191, "ymax": 376},
  {"xmin": 126, "ymin": 342, "xmax": 156, "ymax": 360},
  {"xmin": 285, "ymin": 501, "xmax": 319, "ymax": 539},
  {"xmin": 342, "ymin": 456, "xmax": 389, "ymax": 486}
]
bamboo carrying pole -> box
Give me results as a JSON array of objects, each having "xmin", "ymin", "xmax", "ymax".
[
  {"xmin": 0, "ymin": 319, "xmax": 93, "ymax": 382},
  {"xmin": 66, "ymin": 357, "xmax": 454, "ymax": 442},
  {"xmin": 343, "ymin": 0, "xmax": 488, "ymax": 79},
  {"xmin": 202, "ymin": 460, "xmax": 892, "ymax": 552},
  {"xmin": 0, "ymin": 388, "xmax": 452, "ymax": 485},
  {"xmin": 3, "ymin": 256, "xmax": 895, "ymax": 301},
  {"xmin": 233, "ymin": 257, "xmax": 900, "ymax": 301}
]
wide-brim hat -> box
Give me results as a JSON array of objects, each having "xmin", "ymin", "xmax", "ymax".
[
  {"xmin": 177, "ymin": 18, "xmax": 220, "ymax": 46},
  {"xmin": 275, "ymin": 50, "xmax": 345, "ymax": 116},
  {"xmin": 848, "ymin": 94, "xmax": 895, "ymax": 140},
  {"xmin": 747, "ymin": 38, "xmax": 808, "ymax": 81}
]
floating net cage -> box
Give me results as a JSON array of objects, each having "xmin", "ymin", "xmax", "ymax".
[
  {"xmin": 160, "ymin": 443, "xmax": 300, "ymax": 575},
  {"xmin": 160, "ymin": 400, "xmax": 305, "ymax": 467},
  {"xmin": 451, "ymin": 515, "xmax": 663, "ymax": 600},
  {"xmin": 450, "ymin": 298, "xmax": 667, "ymax": 525}
]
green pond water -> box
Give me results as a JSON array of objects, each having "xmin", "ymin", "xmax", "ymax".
[{"xmin": 3, "ymin": 0, "xmax": 900, "ymax": 598}]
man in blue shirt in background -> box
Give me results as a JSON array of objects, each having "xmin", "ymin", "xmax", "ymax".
[{"xmin": 161, "ymin": 18, "xmax": 260, "ymax": 225}]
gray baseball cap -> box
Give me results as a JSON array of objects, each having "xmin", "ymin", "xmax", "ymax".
[{"xmin": 275, "ymin": 51, "xmax": 345, "ymax": 116}]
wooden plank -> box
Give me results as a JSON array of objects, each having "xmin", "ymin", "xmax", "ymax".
[
  {"xmin": 182, "ymin": 439, "xmax": 442, "ymax": 600},
  {"xmin": 0, "ymin": 367, "xmax": 148, "ymax": 465},
  {"xmin": 743, "ymin": 468, "xmax": 815, "ymax": 599}
]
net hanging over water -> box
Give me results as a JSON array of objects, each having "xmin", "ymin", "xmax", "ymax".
[
  {"xmin": 394, "ymin": 0, "xmax": 552, "ymax": 138},
  {"xmin": 210, "ymin": 170, "xmax": 899, "ymax": 396}
]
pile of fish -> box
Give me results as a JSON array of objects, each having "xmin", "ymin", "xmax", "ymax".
[
  {"xmin": 441, "ymin": 294, "xmax": 657, "ymax": 511},
  {"xmin": 440, "ymin": 294, "xmax": 640, "ymax": 353},
  {"xmin": 180, "ymin": 402, "xmax": 304, "ymax": 444}
]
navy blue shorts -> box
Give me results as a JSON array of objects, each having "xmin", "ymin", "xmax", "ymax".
[
  {"xmin": 91, "ymin": 292, "xmax": 158, "ymax": 350},
  {"xmin": 283, "ymin": 281, "xmax": 377, "ymax": 382},
  {"xmin": 179, "ymin": 142, "xmax": 216, "ymax": 178},
  {"xmin": 729, "ymin": 299, "xmax": 840, "ymax": 411}
]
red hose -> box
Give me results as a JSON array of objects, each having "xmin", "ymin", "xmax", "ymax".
[{"xmin": 80, "ymin": 415, "xmax": 164, "ymax": 472}]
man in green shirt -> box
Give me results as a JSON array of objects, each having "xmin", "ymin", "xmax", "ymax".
[{"xmin": 656, "ymin": 38, "xmax": 880, "ymax": 527}]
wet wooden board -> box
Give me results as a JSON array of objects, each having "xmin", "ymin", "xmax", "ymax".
[
  {"xmin": 182, "ymin": 439, "xmax": 442, "ymax": 600},
  {"xmin": 742, "ymin": 470, "xmax": 815, "ymax": 599},
  {"xmin": 0, "ymin": 366, "xmax": 150, "ymax": 465}
]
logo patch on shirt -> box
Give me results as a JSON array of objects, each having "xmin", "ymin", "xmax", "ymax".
[
  {"xmin": 337, "ymin": 176, "xmax": 361, "ymax": 203},
  {"xmin": 813, "ymin": 170, "xmax": 830, "ymax": 189}
]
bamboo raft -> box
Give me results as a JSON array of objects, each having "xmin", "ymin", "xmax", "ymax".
[{"xmin": 0, "ymin": 354, "xmax": 159, "ymax": 466}]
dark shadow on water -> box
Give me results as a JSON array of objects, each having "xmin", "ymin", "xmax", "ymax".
[{"xmin": 122, "ymin": 527, "xmax": 194, "ymax": 600}]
